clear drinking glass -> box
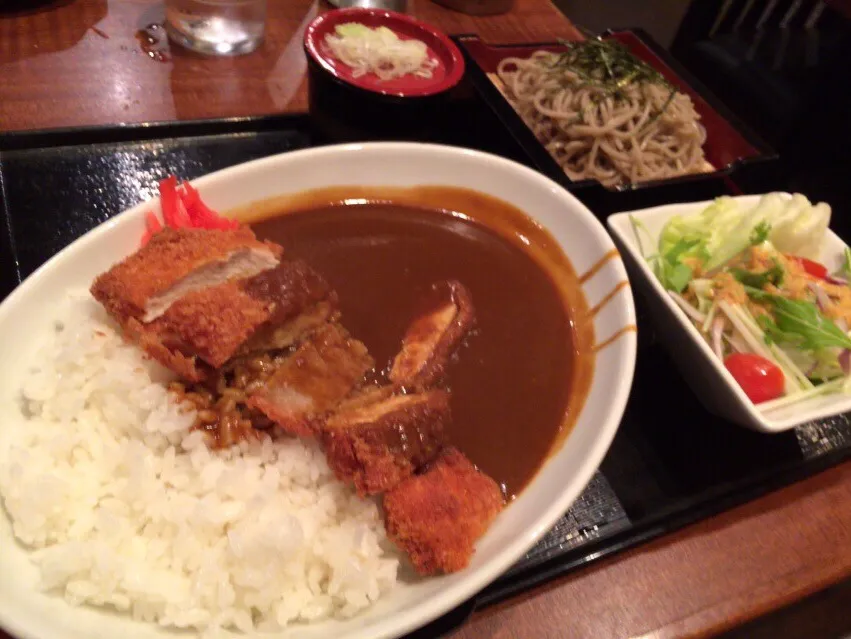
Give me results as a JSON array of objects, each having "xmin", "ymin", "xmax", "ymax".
[
  {"xmin": 164, "ymin": 0, "xmax": 266, "ymax": 56},
  {"xmin": 326, "ymin": 0, "xmax": 409, "ymax": 11}
]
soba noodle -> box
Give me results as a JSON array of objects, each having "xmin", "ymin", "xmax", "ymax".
[{"xmin": 495, "ymin": 48, "xmax": 709, "ymax": 187}]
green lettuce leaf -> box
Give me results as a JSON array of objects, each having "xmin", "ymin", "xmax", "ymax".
[
  {"xmin": 730, "ymin": 258, "xmax": 784, "ymax": 289},
  {"xmin": 747, "ymin": 286, "xmax": 851, "ymax": 351}
]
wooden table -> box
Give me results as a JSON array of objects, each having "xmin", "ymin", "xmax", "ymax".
[
  {"xmin": 0, "ymin": 0, "xmax": 581, "ymax": 131},
  {"xmin": 3, "ymin": 1, "xmax": 851, "ymax": 637}
]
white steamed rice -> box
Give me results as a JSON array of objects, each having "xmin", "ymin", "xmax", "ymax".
[{"xmin": 0, "ymin": 293, "xmax": 398, "ymax": 634}]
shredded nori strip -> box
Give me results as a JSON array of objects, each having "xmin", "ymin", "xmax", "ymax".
[{"xmin": 548, "ymin": 37, "xmax": 679, "ymax": 124}]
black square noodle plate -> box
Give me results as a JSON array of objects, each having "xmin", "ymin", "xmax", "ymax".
[
  {"xmin": 1, "ymin": 29, "xmax": 851, "ymax": 638},
  {"xmin": 455, "ymin": 29, "xmax": 778, "ymax": 209}
]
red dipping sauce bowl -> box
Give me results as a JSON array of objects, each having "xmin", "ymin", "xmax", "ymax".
[{"xmin": 303, "ymin": 8, "xmax": 466, "ymax": 141}]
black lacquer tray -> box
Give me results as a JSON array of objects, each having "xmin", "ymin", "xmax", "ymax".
[{"xmin": 1, "ymin": 60, "xmax": 850, "ymax": 639}]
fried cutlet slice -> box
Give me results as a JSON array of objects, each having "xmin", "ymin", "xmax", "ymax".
[
  {"xmin": 389, "ymin": 281, "xmax": 476, "ymax": 390},
  {"xmin": 247, "ymin": 322, "xmax": 374, "ymax": 437},
  {"xmin": 383, "ymin": 447, "xmax": 504, "ymax": 575},
  {"xmin": 321, "ymin": 389, "xmax": 449, "ymax": 496},
  {"xmin": 119, "ymin": 259, "xmax": 336, "ymax": 380},
  {"xmin": 91, "ymin": 227, "xmax": 282, "ymax": 324},
  {"xmin": 125, "ymin": 280, "xmax": 270, "ymax": 380},
  {"xmin": 234, "ymin": 301, "xmax": 339, "ymax": 357}
]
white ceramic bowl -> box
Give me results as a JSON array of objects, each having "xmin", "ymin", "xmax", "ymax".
[
  {"xmin": 0, "ymin": 143, "xmax": 637, "ymax": 639},
  {"xmin": 608, "ymin": 193, "xmax": 851, "ymax": 433}
]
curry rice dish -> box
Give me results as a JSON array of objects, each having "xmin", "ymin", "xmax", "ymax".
[
  {"xmin": 90, "ymin": 223, "xmax": 503, "ymax": 574},
  {"xmin": 0, "ymin": 191, "xmax": 591, "ymax": 633}
]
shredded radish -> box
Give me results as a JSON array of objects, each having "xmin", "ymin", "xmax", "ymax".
[
  {"xmin": 325, "ymin": 23, "xmax": 438, "ymax": 81},
  {"xmin": 809, "ymin": 281, "xmax": 832, "ymax": 313},
  {"xmin": 722, "ymin": 330, "xmax": 747, "ymax": 354},
  {"xmin": 701, "ymin": 301, "xmax": 718, "ymax": 333},
  {"xmin": 667, "ymin": 290, "xmax": 706, "ymax": 324},
  {"xmin": 718, "ymin": 301, "xmax": 810, "ymax": 393},
  {"xmin": 711, "ymin": 317, "xmax": 725, "ymax": 359},
  {"xmin": 805, "ymin": 360, "xmax": 820, "ymax": 377}
]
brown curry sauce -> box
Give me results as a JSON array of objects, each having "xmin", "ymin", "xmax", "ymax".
[{"xmin": 237, "ymin": 187, "xmax": 595, "ymax": 498}]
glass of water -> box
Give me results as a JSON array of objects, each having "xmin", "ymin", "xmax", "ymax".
[
  {"xmin": 325, "ymin": 0, "xmax": 409, "ymax": 10},
  {"xmin": 165, "ymin": 0, "xmax": 266, "ymax": 56}
]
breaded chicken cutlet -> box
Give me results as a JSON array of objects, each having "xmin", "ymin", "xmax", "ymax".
[
  {"xmin": 247, "ymin": 322, "xmax": 374, "ymax": 438},
  {"xmin": 92, "ymin": 224, "xmax": 504, "ymax": 575},
  {"xmin": 389, "ymin": 280, "xmax": 475, "ymax": 390},
  {"xmin": 383, "ymin": 447, "xmax": 505, "ymax": 575},
  {"xmin": 321, "ymin": 389, "xmax": 450, "ymax": 496},
  {"xmin": 91, "ymin": 228, "xmax": 336, "ymax": 381},
  {"xmin": 313, "ymin": 281, "xmax": 476, "ymax": 496},
  {"xmin": 91, "ymin": 227, "xmax": 281, "ymax": 323}
]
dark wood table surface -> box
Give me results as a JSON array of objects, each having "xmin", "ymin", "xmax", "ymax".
[
  {"xmin": 0, "ymin": 0, "xmax": 582, "ymax": 130},
  {"xmin": 3, "ymin": 1, "xmax": 851, "ymax": 638}
]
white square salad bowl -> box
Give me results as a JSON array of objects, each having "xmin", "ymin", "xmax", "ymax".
[
  {"xmin": 0, "ymin": 143, "xmax": 636, "ymax": 639},
  {"xmin": 608, "ymin": 194, "xmax": 851, "ymax": 434}
]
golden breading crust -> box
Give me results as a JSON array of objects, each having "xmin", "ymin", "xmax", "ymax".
[
  {"xmin": 321, "ymin": 390, "xmax": 449, "ymax": 496},
  {"xmin": 247, "ymin": 322, "xmax": 374, "ymax": 437},
  {"xmin": 389, "ymin": 281, "xmax": 476, "ymax": 390},
  {"xmin": 94, "ymin": 236, "xmax": 336, "ymax": 381},
  {"xmin": 91, "ymin": 227, "xmax": 282, "ymax": 322},
  {"xmin": 383, "ymin": 447, "xmax": 504, "ymax": 575},
  {"xmin": 129, "ymin": 280, "xmax": 271, "ymax": 378}
]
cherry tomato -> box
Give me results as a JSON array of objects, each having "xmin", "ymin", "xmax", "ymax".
[
  {"xmin": 786, "ymin": 255, "xmax": 828, "ymax": 279},
  {"xmin": 724, "ymin": 353, "xmax": 785, "ymax": 403}
]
